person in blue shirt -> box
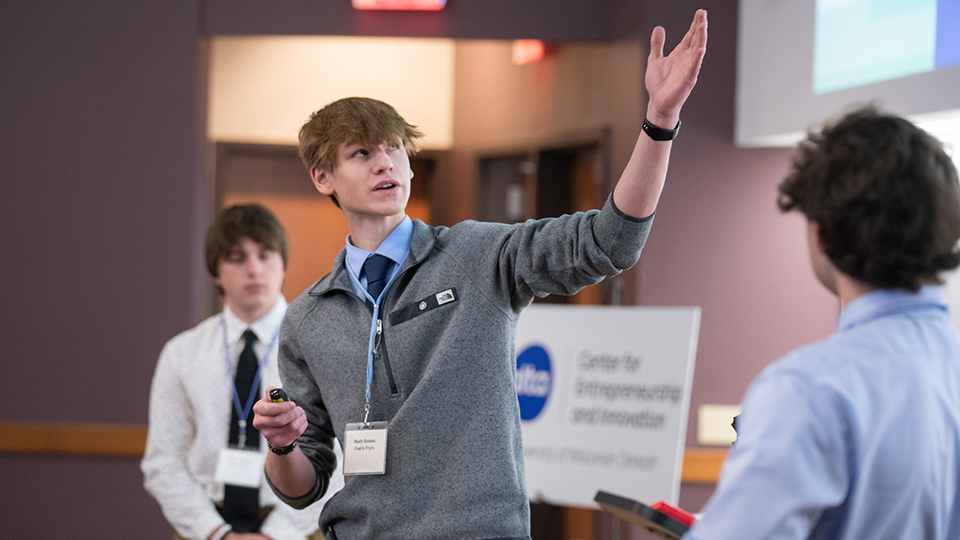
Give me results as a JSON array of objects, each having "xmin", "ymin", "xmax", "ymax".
[{"xmin": 687, "ymin": 107, "xmax": 960, "ymax": 539}]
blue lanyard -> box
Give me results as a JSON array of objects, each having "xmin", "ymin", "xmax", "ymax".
[
  {"xmin": 221, "ymin": 314, "xmax": 280, "ymax": 446},
  {"xmin": 364, "ymin": 304, "xmax": 382, "ymax": 425},
  {"xmin": 359, "ymin": 263, "xmax": 399, "ymax": 426}
]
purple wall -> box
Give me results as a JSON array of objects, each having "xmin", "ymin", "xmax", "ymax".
[
  {"xmin": 634, "ymin": 0, "xmax": 839, "ymax": 513},
  {"xmin": 1, "ymin": 0, "xmax": 208, "ymax": 424},
  {"xmin": 1, "ymin": 0, "xmax": 206, "ymax": 537},
  {"xmin": 1, "ymin": 0, "xmax": 839, "ymax": 536},
  {"xmin": 634, "ymin": 0, "xmax": 838, "ymax": 446}
]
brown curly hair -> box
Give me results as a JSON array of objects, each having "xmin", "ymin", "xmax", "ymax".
[{"xmin": 778, "ymin": 106, "xmax": 960, "ymax": 291}]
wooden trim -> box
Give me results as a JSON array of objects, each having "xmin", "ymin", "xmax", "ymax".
[
  {"xmin": 0, "ymin": 422, "xmax": 147, "ymax": 457},
  {"xmin": 681, "ymin": 447, "xmax": 727, "ymax": 483},
  {"xmin": 0, "ymin": 422, "xmax": 729, "ymax": 484}
]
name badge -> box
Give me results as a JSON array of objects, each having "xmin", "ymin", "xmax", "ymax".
[
  {"xmin": 214, "ymin": 447, "xmax": 265, "ymax": 488},
  {"xmin": 343, "ymin": 422, "xmax": 388, "ymax": 476}
]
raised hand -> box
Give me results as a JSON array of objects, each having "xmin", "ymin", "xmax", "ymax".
[{"xmin": 645, "ymin": 9, "xmax": 708, "ymax": 125}]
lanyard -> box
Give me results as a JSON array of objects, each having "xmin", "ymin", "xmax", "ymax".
[
  {"xmin": 358, "ymin": 261, "xmax": 400, "ymax": 427},
  {"xmin": 364, "ymin": 304, "xmax": 382, "ymax": 426},
  {"xmin": 221, "ymin": 314, "xmax": 280, "ymax": 449}
]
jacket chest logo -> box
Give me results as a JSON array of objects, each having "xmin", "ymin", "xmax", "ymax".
[{"xmin": 390, "ymin": 288, "xmax": 459, "ymax": 325}]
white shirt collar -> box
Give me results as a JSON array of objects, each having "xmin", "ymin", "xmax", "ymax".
[{"xmin": 221, "ymin": 296, "xmax": 287, "ymax": 346}]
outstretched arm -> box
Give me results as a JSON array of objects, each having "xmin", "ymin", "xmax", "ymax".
[{"xmin": 612, "ymin": 9, "xmax": 708, "ymax": 218}]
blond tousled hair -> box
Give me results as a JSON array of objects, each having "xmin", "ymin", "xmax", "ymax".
[{"xmin": 298, "ymin": 97, "xmax": 424, "ymax": 174}]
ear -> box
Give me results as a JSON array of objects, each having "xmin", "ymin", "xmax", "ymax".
[
  {"xmin": 311, "ymin": 167, "xmax": 335, "ymax": 196},
  {"xmin": 810, "ymin": 221, "xmax": 827, "ymax": 254}
]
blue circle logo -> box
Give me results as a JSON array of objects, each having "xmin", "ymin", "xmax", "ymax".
[{"xmin": 516, "ymin": 344, "xmax": 552, "ymax": 421}]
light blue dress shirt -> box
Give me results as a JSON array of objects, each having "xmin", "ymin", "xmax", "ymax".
[
  {"xmin": 687, "ymin": 286, "xmax": 960, "ymax": 540},
  {"xmin": 344, "ymin": 215, "xmax": 413, "ymax": 302}
]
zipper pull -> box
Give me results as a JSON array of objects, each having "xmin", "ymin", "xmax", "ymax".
[{"xmin": 374, "ymin": 318, "xmax": 383, "ymax": 352}]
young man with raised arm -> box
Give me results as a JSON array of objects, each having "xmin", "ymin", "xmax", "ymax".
[{"xmin": 254, "ymin": 11, "xmax": 708, "ymax": 540}]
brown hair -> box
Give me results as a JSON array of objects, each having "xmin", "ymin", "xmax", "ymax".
[
  {"xmin": 205, "ymin": 204, "xmax": 289, "ymax": 278},
  {"xmin": 778, "ymin": 106, "xmax": 960, "ymax": 291}
]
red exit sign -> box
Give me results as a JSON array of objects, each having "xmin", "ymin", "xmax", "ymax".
[{"xmin": 352, "ymin": 0, "xmax": 446, "ymax": 10}]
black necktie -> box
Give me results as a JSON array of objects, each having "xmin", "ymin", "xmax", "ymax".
[
  {"xmin": 223, "ymin": 329, "xmax": 261, "ymax": 533},
  {"xmin": 364, "ymin": 254, "xmax": 391, "ymax": 300}
]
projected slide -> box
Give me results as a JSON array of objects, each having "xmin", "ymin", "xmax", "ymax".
[{"xmin": 814, "ymin": 0, "xmax": 960, "ymax": 94}]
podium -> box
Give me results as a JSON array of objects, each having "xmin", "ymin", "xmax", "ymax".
[{"xmin": 594, "ymin": 490, "xmax": 693, "ymax": 540}]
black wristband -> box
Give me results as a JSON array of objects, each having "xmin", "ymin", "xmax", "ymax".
[
  {"xmin": 642, "ymin": 118, "xmax": 681, "ymax": 141},
  {"xmin": 267, "ymin": 440, "xmax": 298, "ymax": 455}
]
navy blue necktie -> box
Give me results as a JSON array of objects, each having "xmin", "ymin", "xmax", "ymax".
[
  {"xmin": 363, "ymin": 254, "xmax": 391, "ymax": 300},
  {"xmin": 223, "ymin": 330, "xmax": 261, "ymax": 533}
]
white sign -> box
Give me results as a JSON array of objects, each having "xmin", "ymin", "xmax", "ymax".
[{"xmin": 516, "ymin": 305, "xmax": 700, "ymax": 508}]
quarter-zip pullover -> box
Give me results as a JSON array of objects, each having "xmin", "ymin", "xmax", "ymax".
[{"xmin": 269, "ymin": 195, "xmax": 653, "ymax": 540}]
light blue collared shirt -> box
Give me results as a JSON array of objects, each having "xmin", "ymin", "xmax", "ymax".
[
  {"xmin": 344, "ymin": 215, "xmax": 413, "ymax": 301},
  {"xmin": 688, "ymin": 286, "xmax": 960, "ymax": 540}
]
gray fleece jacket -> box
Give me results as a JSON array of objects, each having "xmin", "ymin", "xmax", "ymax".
[{"xmin": 270, "ymin": 196, "xmax": 652, "ymax": 540}]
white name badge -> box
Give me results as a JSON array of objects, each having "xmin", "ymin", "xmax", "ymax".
[
  {"xmin": 214, "ymin": 448, "xmax": 266, "ymax": 488},
  {"xmin": 343, "ymin": 421, "xmax": 388, "ymax": 476}
]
